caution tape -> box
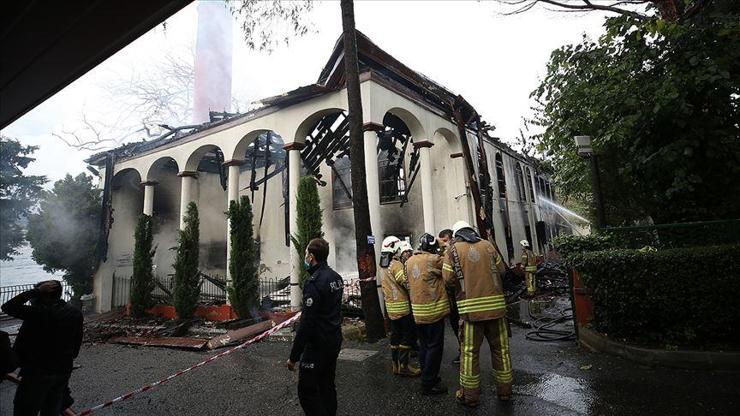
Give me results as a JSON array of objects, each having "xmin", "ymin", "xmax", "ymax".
[{"xmin": 78, "ymin": 312, "xmax": 302, "ymax": 415}]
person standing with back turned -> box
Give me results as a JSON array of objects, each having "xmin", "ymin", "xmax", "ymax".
[
  {"xmin": 442, "ymin": 221, "xmax": 513, "ymax": 408},
  {"xmin": 287, "ymin": 238, "xmax": 344, "ymax": 416}
]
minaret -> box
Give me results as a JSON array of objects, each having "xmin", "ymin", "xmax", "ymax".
[{"xmin": 192, "ymin": 1, "xmax": 233, "ymax": 124}]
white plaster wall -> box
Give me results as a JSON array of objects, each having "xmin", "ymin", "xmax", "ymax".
[{"xmin": 195, "ymin": 172, "xmax": 228, "ymax": 278}]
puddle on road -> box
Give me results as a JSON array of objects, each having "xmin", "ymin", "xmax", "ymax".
[{"xmin": 516, "ymin": 373, "xmax": 594, "ymax": 414}]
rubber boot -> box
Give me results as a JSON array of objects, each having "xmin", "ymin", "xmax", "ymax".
[
  {"xmin": 391, "ymin": 346, "xmax": 400, "ymax": 375},
  {"xmin": 398, "ymin": 347, "xmax": 421, "ymax": 377},
  {"xmin": 497, "ymin": 383, "xmax": 512, "ymax": 401}
]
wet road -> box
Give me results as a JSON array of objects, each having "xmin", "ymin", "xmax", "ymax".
[{"xmin": 1, "ymin": 322, "xmax": 738, "ymax": 415}]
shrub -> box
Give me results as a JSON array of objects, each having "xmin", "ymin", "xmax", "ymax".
[
  {"xmin": 290, "ymin": 176, "xmax": 324, "ymax": 288},
  {"xmin": 572, "ymin": 245, "xmax": 740, "ymax": 347},
  {"xmin": 173, "ymin": 202, "xmax": 200, "ymax": 319},
  {"xmin": 553, "ymin": 233, "xmax": 614, "ymax": 263},
  {"xmin": 130, "ymin": 214, "xmax": 155, "ymax": 318},
  {"xmin": 228, "ymin": 196, "xmax": 259, "ymax": 318}
]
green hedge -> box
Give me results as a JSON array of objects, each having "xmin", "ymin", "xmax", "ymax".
[{"xmin": 571, "ymin": 245, "xmax": 740, "ymax": 347}]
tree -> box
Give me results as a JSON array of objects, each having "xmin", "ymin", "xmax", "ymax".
[
  {"xmin": 229, "ymin": 0, "xmax": 315, "ymax": 52},
  {"xmin": 290, "ymin": 176, "xmax": 324, "ymax": 288},
  {"xmin": 173, "ymin": 202, "xmax": 200, "ymax": 319},
  {"xmin": 26, "ymin": 174, "xmax": 100, "ymax": 298},
  {"xmin": 340, "ymin": 0, "xmax": 386, "ymax": 341},
  {"xmin": 130, "ymin": 214, "xmax": 156, "ymax": 318},
  {"xmin": 0, "ymin": 137, "xmax": 45, "ymax": 261},
  {"xmin": 496, "ymin": 0, "xmax": 716, "ymax": 22},
  {"xmin": 531, "ymin": 12, "xmax": 740, "ymax": 224},
  {"xmin": 228, "ymin": 196, "xmax": 259, "ymax": 318}
]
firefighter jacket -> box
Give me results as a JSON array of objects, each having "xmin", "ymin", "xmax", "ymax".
[
  {"xmin": 381, "ymin": 258, "xmax": 411, "ymax": 320},
  {"xmin": 521, "ymin": 248, "xmax": 537, "ymax": 273},
  {"xmin": 442, "ymin": 238, "xmax": 508, "ymax": 322},
  {"xmin": 405, "ymin": 250, "xmax": 450, "ymax": 324}
]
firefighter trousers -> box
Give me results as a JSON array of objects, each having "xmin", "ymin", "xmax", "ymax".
[{"xmin": 458, "ymin": 318, "xmax": 513, "ymax": 403}]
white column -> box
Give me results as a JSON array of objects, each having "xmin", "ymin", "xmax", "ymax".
[
  {"xmin": 285, "ymin": 143, "xmax": 304, "ymax": 309},
  {"xmin": 223, "ymin": 160, "xmax": 243, "ymax": 305},
  {"xmin": 415, "ymin": 141, "xmax": 436, "ymax": 233},
  {"xmin": 362, "ymin": 125, "xmax": 385, "ymax": 315},
  {"xmin": 142, "ymin": 182, "xmax": 156, "ymax": 216},
  {"xmin": 178, "ymin": 172, "xmax": 197, "ymax": 230}
]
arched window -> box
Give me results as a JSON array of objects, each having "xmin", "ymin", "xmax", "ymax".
[
  {"xmin": 378, "ymin": 113, "xmax": 411, "ymax": 204},
  {"xmin": 525, "ymin": 168, "xmax": 535, "ymax": 202},
  {"xmin": 515, "ymin": 162, "xmax": 526, "ymax": 202}
]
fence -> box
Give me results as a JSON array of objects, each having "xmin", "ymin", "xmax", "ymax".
[
  {"xmin": 0, "ymin": 282, "xmax": 73, "ymax": 313},
  {"xmin": 603, "ymin": 219, "xmax": 740, "ymax": 250},
  {"xmin": 111, "ymin": 274, "xmax": 364, "ymax": 317}
]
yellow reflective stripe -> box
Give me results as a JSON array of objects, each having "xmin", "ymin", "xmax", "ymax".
[
  {"xmin": 525, "ymin": 266, "xmax": 537, "ymax": 272},
  {"xmin": 495, "ymin": 370, "xmax": 513, "ymax": 384},
  {"xmin": 442, "ymin": 263, "xmax": 454, "ymax": 272},
  {"xmin": 394, "ymin": 270, "xmax": 404, "ymax": 279},
  {"xmin": 459, "ymin": 304, "xmax": 506, "ymax": 314},
  {"xmin": 411, "ymin": 299, "xmax": 450, "ymax": 317},
  {"xmin": 460, "ymin": 373, "xmax": 480, "ymax": 388},
  {"xmin": 385, "ymin": 300, "xmax": 410, "ymax": 312},
  {"xmin": 457, "ymin": 295, "xmax": 506, "ymax": 307},
  {"xmin": 460, "ymin": 322, "xmax": 479, "ymax": 388},
  {"xmin": 495, "ymin": 255, "xmax": 503, "ymax": 265}
]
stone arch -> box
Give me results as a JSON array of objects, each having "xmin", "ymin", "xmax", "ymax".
[
  {"xmin": 145, "ymin": 156, "xmax": 179, "ymax": 182},
  {"xmin": 383, "ymin": 106, "xmax": 426, "ymax": 140},
  {"xmin": 292, "ymin": 107, "xmax": 346, "ymax": 144},
  {"xmin": 232, "ymin": 129, "xmax": 286, "ymax": 161},
  {"xmin": 184, "ymin": 144, "xmax": 225, "ymax": 173}
]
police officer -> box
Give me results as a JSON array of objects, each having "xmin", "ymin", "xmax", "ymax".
[
  {"xmin": 287, "ymin": 238, "xmax": 344, "ymax": 416},
  {"xmin": 380, "ymin": 236, "xmax": 421, "ymax": 377},
  {"xmin": 406, "ymin": 233, "xmax": 449, "ymax": 395},
  {"xmin": 520, "ymin": 240, "xmax": 537, "ymax": 297},
  {"xmin": 442, "ymin": 221, "xmax": 513, "ymax": 408}
]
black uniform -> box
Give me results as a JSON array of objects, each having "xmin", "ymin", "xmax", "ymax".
[
  {"xmin": 289, "ymin": 262, "xmax": 344, "ymax": 416},
  {"xmin": 2, "ymin": 289, "xmax": 83, "ymax": 416}
]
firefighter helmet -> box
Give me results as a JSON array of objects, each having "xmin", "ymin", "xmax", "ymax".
[
  {"xmin": 520, "ymin": 239, "xmax": 530, "ymax": 248},
  {"xmin": 398, "ymin": 240, "xmax": 413, "ymax": 255},
  {"xmin": 418, "ymin": 233, "xmax": 439, "ymax": 253},
  {"xmin": 381, "ymin": 236, "xmax": 402, "ymax": 254},
  {"xmin": 452, "ymin": 220, "xmax": 474, "ymax": 237}
]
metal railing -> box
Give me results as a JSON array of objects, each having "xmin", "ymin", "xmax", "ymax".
[
  {"xmin": 111, "ymin": 274, "xmax": 364, "ymax": 317},
  {"xmin": 0, "ymin": 282, "xmax": 73, "ymax": 312}
]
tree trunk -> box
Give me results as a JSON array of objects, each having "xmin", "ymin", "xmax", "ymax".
[{"xmin": 340, "ymin": 0, "xmax": 386, "ymax": 341}]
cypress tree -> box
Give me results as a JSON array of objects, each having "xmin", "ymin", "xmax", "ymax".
[
  {"xmin": 173, "ymin": 202, "xmax": 200, "ymax": 320},
  {"xmin": 290, "ymin": 176, "xmax": 324, "ymax": 287},
  {"xmin": 130, "ymin": 214, "xmax": 155, "ymax": 318},
  {"xmin": 228, "ymin": 195, "xmax": 259, "ymax": 318}
]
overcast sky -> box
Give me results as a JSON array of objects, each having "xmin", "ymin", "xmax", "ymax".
[{"xmin": 1, "ymin": 1, "xmax": 609, "ymax": 183}]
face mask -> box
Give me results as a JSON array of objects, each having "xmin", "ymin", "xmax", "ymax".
[{"xmin": 304, "ymin": 255, "xmax": 312, "ymax": 270}]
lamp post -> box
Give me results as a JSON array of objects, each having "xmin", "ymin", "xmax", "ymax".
[{"xmin": 574, "ymin": 135, "xmax": 606, "ymax": 230}]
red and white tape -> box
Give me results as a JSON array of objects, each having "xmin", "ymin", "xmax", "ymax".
[{"xmin": 78, "ymin": 312, "xmax": 302, "ymax": 415}]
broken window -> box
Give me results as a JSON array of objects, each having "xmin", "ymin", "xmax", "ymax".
[
  {"xmin": 525, "ymin": 168, "xmax": 535, "ymax": 203},
  {"xmin": 495, "ymin": 153, "xmax": 507, "ymax": 198},
  {"xmin": 515, "ymin": 162, "xmax": 527, "ymax": 202},
  {"xmin": 332, "ymin": 155, "xmax": 353, "ymax": 210},
  {"xmin": 378, "ymin": 113, "xmax": 413, "ymax": 204}
]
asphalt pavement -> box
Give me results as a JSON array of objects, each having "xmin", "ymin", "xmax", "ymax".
[{"xmin": 3, "ymin": 315, "xmax": 739, "ymax": 416}]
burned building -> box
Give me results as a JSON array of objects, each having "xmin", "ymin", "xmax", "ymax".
[{"xmin": 86, "ymin": 31, "xmax": 568, "ymax": 313}]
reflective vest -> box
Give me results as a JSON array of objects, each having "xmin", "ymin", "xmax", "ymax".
[
  {"xmin": 405, "ymin": 251, "xmax": 450, "ymax": 324},
  {"xmin": 442, "ymin": 239, "xmax": 507, "ymax": 322},
  {"xmin": 522, "ymin": 248, "xmax": 537, "ymax": 273},
  {"xmin": 381, "ymin": 258, "xmax": 411, "ymax": 320}
]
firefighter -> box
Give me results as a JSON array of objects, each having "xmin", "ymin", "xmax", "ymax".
[
  {"xmin": 442, "ymin": 221, "xmax": 512, "ymax": 408},
  {"xmin": 438, "ymin": 228, "xmax": 461, "ymax": 365},
  {"xmin": 287, "ymin": 238, "xmax": 344, "ymax": 416},
  {"xmin": 520, "ymin": 240, "xmax": 537, "ymax": 297},
  {"xmin": 406, "ymin": 233, "xmax": 449, "ymax": 395},
  {"xmin": 380, "ymin": 236, "xmax": 421, "ymax": 377}
]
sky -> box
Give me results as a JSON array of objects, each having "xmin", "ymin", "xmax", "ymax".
[{"xmin": 0, "ymin": 1, "xmax": 610, "ymax": 183}]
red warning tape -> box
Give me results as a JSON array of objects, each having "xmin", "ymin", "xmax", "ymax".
[{"xmin": 78, "ymin": 312, "xmax": 302, "ymax": 415}]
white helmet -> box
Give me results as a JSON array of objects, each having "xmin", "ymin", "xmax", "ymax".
[
  {"xmin": 381, "ymin": 236, "xmax": 402, "ymax": 254},
  {"xmin": 452, "ymin": 220, "xmax": 474, "ymax": 237},
  {"xmin": 520, "ymin": 239, "xmax": 530, "ymax": 248},
  {"xmin": 398, "ymin": 241, "xmax": 413, "ymax": 254}
]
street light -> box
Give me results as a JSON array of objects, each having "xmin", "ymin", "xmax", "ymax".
[{"xmin": 574, "ymin": 135, "xmax": 606, "ymax": 230}]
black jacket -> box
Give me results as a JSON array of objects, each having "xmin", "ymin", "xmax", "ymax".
[
  {"xmin": 1, "ymin": 289, "xmax": 83, "ymax": 374},
  {"xmin": 290, "ymin": 262, "xmax": 344, "ymax": 362}
]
